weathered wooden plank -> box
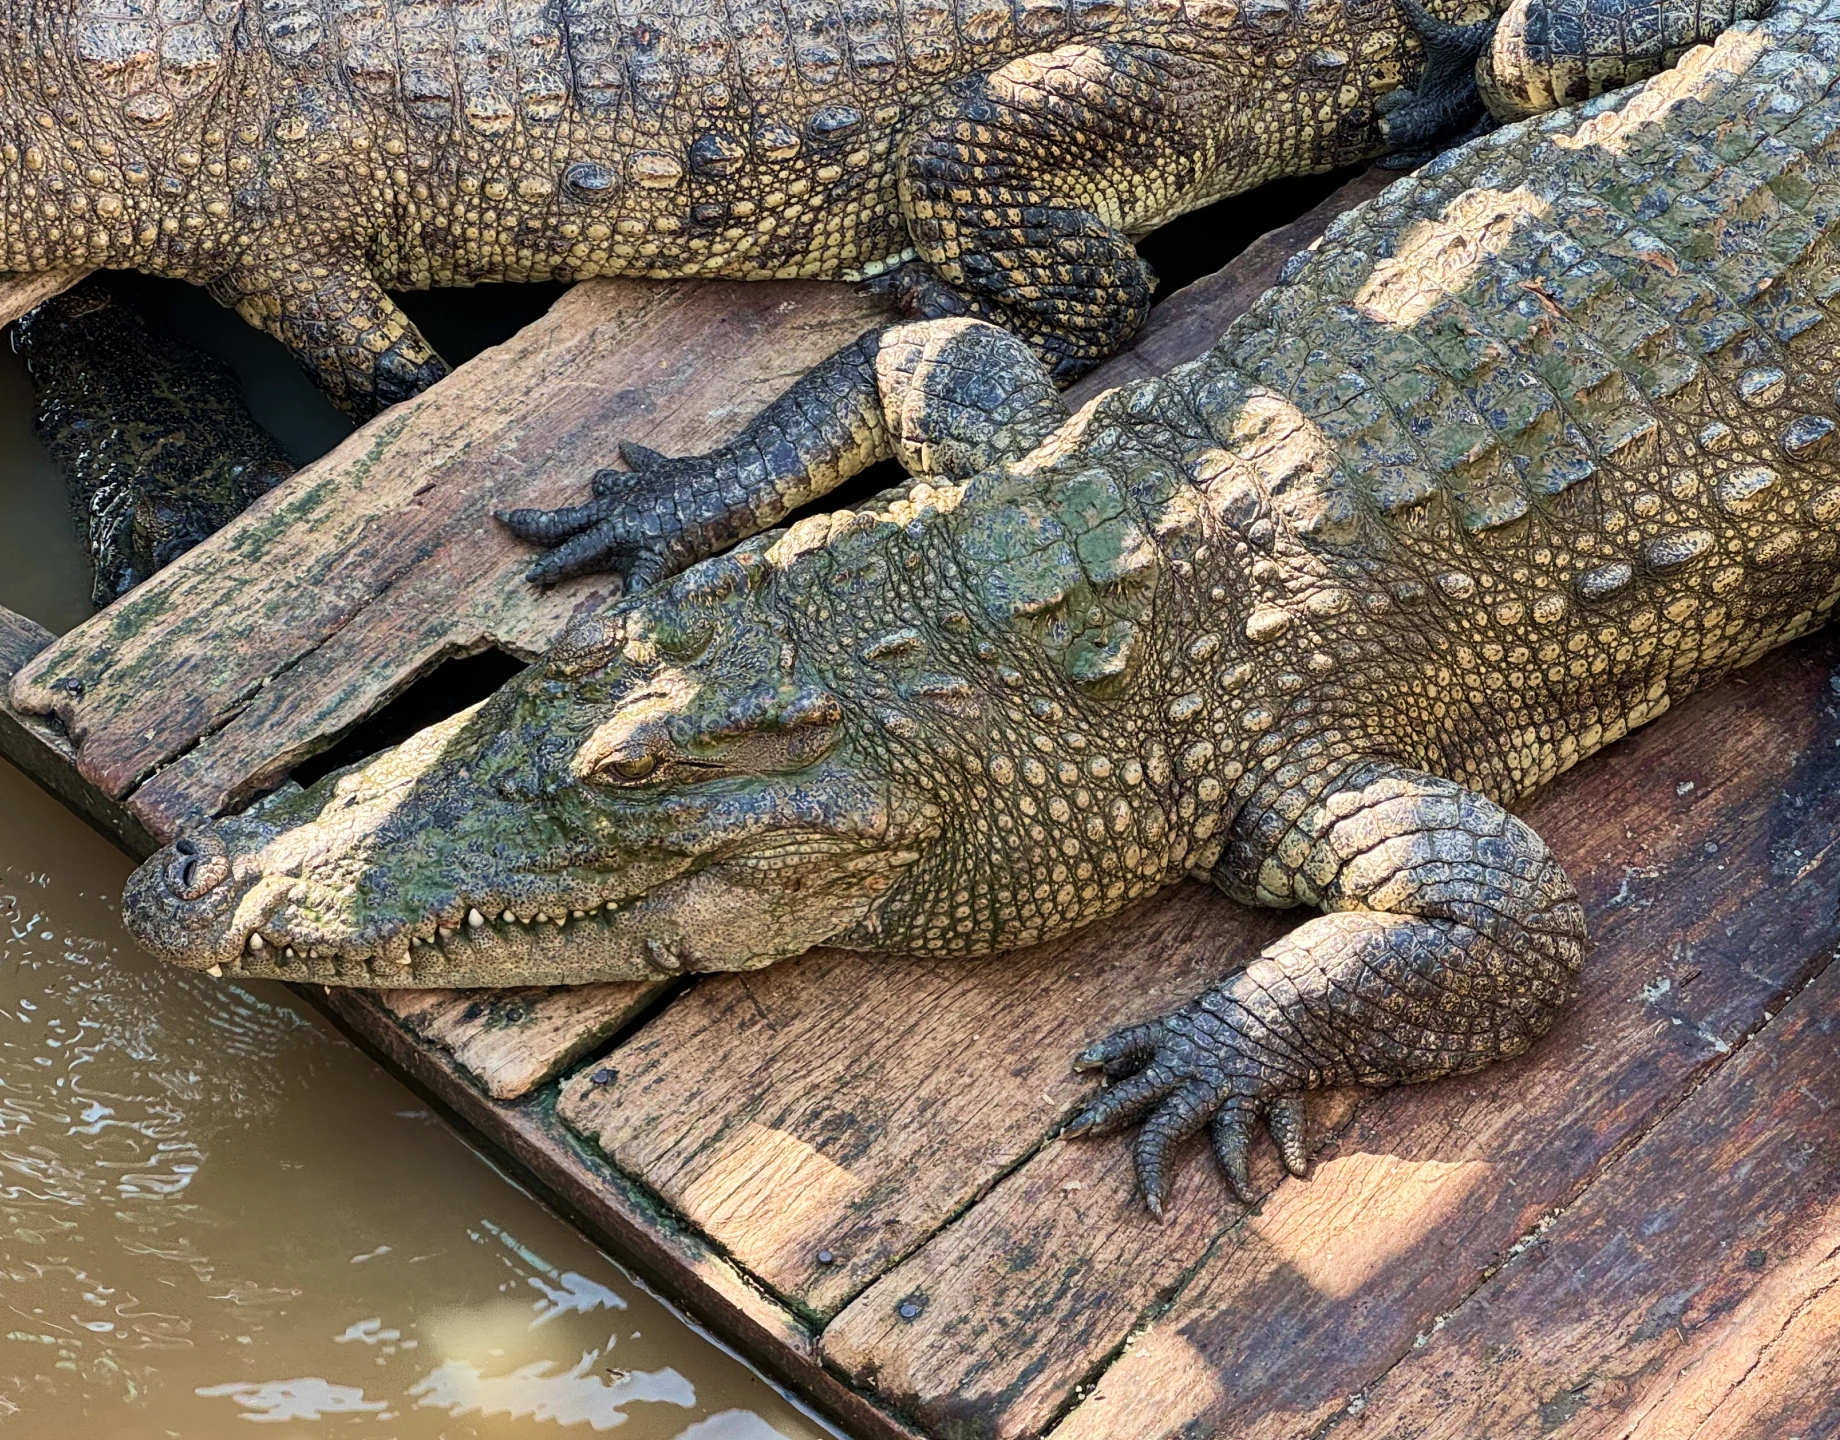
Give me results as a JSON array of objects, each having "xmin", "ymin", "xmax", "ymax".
[
  {"xmin": 556, "ymin": 895, "xmax": 1318, "ymax": 1320},
  {"xmin": 1617, "ymin": 1202, "xmax": 1839, "ymax": 1440},
  {"xmin": 0, "ymin": 269, "xmax": 86, "ymax": 327},
  {"xmin": 0, "ymin": 606, "xmax": 156, "ymax": 856},
  {"xmin": 1341, "ymin": 950, "xmax": 1840, "ymax": 1440},
  {"xmin": 379, "ymin": 982, "xmax": 665, "ymax": 1101},
  {"xmin": 823, "ymin": 633, "xmax": 1840, "ymax": 1440},
  {"xmin": 11, "ymin": 277, "xmax": 890, "ymax": 835}
]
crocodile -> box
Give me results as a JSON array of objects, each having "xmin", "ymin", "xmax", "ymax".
[
  {"xmin": 0, "ymin": 0, "xmax": 1518, "ymax": 425},
  {"xmin": 122, "ymin": 0, "xmax": 1840, "ymax": 1211},
  {"xmin": 497, "ymin": 0, "xmax": 1765, "ymax": 589},
  {"xmin": 15, "ymin": 279, "xmax": 295, "ymax": 606}
]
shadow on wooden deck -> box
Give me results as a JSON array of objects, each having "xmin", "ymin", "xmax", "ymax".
[{"xmin": 1, "ymin": 172, "xmax": 1835, "ymax": 1440}]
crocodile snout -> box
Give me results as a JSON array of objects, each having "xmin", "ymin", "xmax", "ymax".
[{"xmin": 166, "ymin": 833, "xmax": 231, "ymax": 901}]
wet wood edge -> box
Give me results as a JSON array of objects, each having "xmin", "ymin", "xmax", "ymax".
[
  {"xmin": 310, "ymin": 985, "xmax": 925, "ymax": 1440},
  {"xmin": 377, "ymin": 981, "xmax": 669, "ymax": 1101},
  {"xmin": 0, "ymin": 606, "xmax": 157, "ymax": 856}
]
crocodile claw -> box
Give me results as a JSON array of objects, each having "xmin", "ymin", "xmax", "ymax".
[
  {"xmin": 497, "ymin": 445, "xmax": 720, "ymax": 591},
  {"xmin": 1067, "ymin": 1010, "xmax": 1315, "ymax": 1213}
]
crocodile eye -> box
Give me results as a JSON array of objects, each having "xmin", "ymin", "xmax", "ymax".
[{"xmin": 606, "ymin": 755, "xmax": 658, "ymax": 782}]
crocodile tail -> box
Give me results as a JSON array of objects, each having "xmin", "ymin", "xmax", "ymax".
[{"xmin": 1478, "ymin": 0, "xmax": 1774, "ymax": 120}]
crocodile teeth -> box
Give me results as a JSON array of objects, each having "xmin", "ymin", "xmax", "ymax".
[
  {"xmin": 501, "ymin": 909, "xmax": 516, "ymax": 923},
  {"xmin": 247, "ymin": 932, "xmax": 265, "ymax": 952},
  {"xmin": 467, "ymin": 909, "xmax": 486, "ymax": 928},
  {"xmin": 533, "ymin": 911, "xmax": 551, "ymax": 924},
  {"xmin": 206, "ymin": 964, "xmax": 223, "ymax": 977},
  {"xmin": 438, "ymin": 925, "xmax": 456, "ymax": 940}
]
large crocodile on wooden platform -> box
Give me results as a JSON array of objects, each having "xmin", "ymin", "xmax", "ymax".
[
  {"xmin": 122, "ymin": 0, "xmax": 1840, "ymax": 1212},
  {"xmin": 0, "ymin": 0, "xmax": 1507, "ymax": 423}
]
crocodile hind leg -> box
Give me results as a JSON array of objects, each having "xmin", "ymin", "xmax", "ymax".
[
  {"xmin": 1374, "ymin": 1, "xmax": 1498, "ymax": 165},
  {"xmin": 213, "ymin": 259, "xmax": 450, "ymax": 420},
  {"xmin": 890, "ymin": 41, "xmax": 1214, "ymax": 382},
  {"xmin": 1066, "ymin": 759, "xmax": 1586, "ymax": 1215},
  {"xmin": 499, "ymin": 317, "xmax": 1069, "ymax": 588}
]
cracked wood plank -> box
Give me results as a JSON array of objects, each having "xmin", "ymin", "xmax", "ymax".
[
  {"xmin": 554, "ymin": 892, "xmax": 1307, "ymax": 1321},
  {"xmin": 1616, "ymin": 1203, "xmax": 1839, "ymax": 1440},
  {"xmin": 379, "ymin": 982, "xmax": 664, "ymax": 1101},
  {"xmin": 1343, "ymin": 935, "xmax": 1840, "ymax": 1440},
  {"xmin": 0, "ymin": 269, "xmax": 86, "ymax": 327},
  {"xmin": 823, "ymin": 631, "xmax": 1840, "ymax": 1440},
  {"xmin": 9, "ymin": 277, "xmax": 891, "ymax": 836}
]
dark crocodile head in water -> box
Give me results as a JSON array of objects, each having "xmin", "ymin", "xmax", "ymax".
[{"xmin": 17, "ymin": 280, "xmax": 295, "ymax": 606}]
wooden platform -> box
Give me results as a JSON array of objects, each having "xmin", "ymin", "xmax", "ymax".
[{"xmin": 3, "ymin": 173, "xmax": 1838, "ymax": 1439}]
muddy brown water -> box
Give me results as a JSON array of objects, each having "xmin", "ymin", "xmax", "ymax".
[{"xmin": 0, "ymin": 292, "xmax": 838, "ymax": 1439}]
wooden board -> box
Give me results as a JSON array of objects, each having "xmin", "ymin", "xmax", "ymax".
[
  {"xmin": 0, "ymin": 269, "xmax": 87, "ymax": 327},
  {"xmin": 6, "ymin": 166, "xmax": 1834, "ymax": 1440},
  {"xmin": 378, "ymin": 981, "xmax": 666, "ymax": 1101}
]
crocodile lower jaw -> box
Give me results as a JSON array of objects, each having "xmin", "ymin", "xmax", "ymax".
[{"xmin": 205, "ymin": 898, "xmax": 685, "ymax": 988}]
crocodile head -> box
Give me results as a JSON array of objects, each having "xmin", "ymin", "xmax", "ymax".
[{"xmin": 123, "ymin": 455, "xmax": 1204, "ymax": 987}]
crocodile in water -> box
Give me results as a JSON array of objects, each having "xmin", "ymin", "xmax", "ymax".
[{"xmin": 15, "ymin": 280, "xmax": 295, "ymax": 606}]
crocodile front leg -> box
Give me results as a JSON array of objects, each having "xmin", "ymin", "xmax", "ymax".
[
  {"xmin": 1067, "ymin": 760, "xmax": 1586, "ymax": 1215},
  {"xmin": 1373, "ymin": 0, "xmax": 1498, "ymax": 164},
  {"xmin": 499, "ymin": 317, "xmax": 1069, "ymax": 588},
  {"xmin": 215, "ymin": 258, "xmax": 450, "ymax": 419}
]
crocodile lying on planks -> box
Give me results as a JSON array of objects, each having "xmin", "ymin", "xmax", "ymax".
[
  {"xmin": 14, "ymin": 280, "xmax": 294, "ymax": 607},
  {"xmin": 0, "ymin": 0, "xmax": 1511, "ymax": 422},
  {"xmin": 120, "ymin": 0, "xmax": 1840, "ymax": 1211},
  {"xmin": 496, "ymin": 0, "xmax": 1771, "ymax": 589}
]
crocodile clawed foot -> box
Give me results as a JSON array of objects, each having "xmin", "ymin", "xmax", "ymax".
[
  {"xmin": 497, "ymin": 443, "xmax": 716, "ymax": 591},
  {"xmin": 1067, "ymin": 1012, "xmax": 1313, "ymax": 1216},
  {"xmin": 1376, "ymin": 0, "xmax": 1497, "ymax": 159},
  {"xmin": 368, "ymin": 336, "xmax": 452, "ymax": 415}
]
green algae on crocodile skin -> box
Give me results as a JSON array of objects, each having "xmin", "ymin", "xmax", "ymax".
[
  {"xmin": 16, "ymin": 282, "xmax": 295, "ymax": 608},
  {"xmin": 127, "ymin": 0, "xmax": 1840, "ymax": 1213}
]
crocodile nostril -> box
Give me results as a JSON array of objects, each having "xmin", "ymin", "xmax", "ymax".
[{"xmin": 166, "ymin": 833, "xmax": 230, "ymax": 901}]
